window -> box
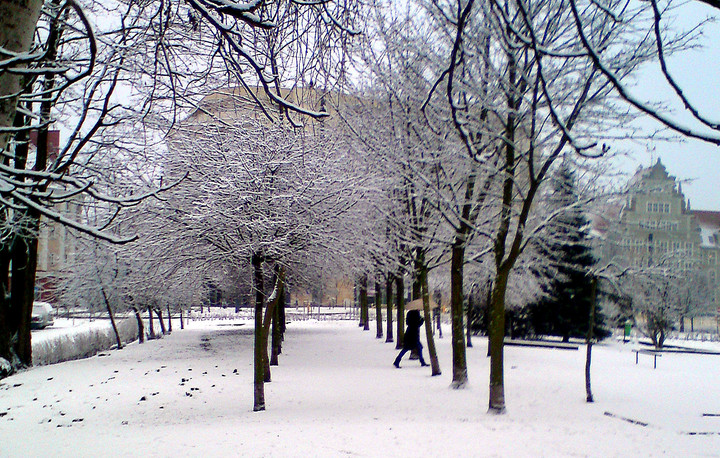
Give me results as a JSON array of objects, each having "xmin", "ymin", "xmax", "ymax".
[{"xmin": 646, "ymin": 201, "xmax": 671, "ymax": 214}]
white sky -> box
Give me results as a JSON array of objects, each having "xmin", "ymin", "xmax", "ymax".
[{"xmin": 621, "ymin": 1, "xmax": 720, "ymax": 211}]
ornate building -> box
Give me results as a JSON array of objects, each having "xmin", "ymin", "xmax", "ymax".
[{"xmin": 602, "ymin": 160, "xmax": 720, "ymax": 331}]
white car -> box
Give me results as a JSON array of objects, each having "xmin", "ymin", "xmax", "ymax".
[{"xmin": 31, "ymin": 301, "xmax": 54, "ymax": 329}]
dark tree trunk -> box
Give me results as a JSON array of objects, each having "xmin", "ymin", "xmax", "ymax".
[
  {"xmin": 270, "ymin": 292, "xmax": 281, "ymax": 366},
  {"xmin": 132, "ymin": 307, "xmax": 144, "ymax": 343},
  {"xmin": 375, "ymin": 280, "xmax": 383, "ymax": 339},
  {"xmin": 166, "ymin": 304, "xmax": 172, "ymax": 334},
  {"xmin": 419, "ymin": 258, "xmax": 441, "ymax": 376},
  {"xmin": 180, "ymin": 308, "xmax": 184, "ymax": 330},
  {"xmin": 395, "ymin": 275, "xmax": 405, "ymax": 350},
  {"xmin": 410, "ymin": 265, "xmax": 421, "ymax": 360},
  {"xmin": 148, "ymin": 306, "xmax": 156, "ymax": 340},
  {"xmin": 585, "ymin": 277, "xmax": 597, "ymax": 403},
  {"xmin": 359, "ymin": 274, "xmax": 369, "ymax": 331},
  {"xmin": 450, "ymin": 243, "xmax": 468, "ymax": 388},
  {"xmin": 271, "ymin": 274, "xmax": 285, "ymax": 366},
  {"xmin": 486, "ymin": 285, "xmax": 492, "ymax": 357},
  {"xmin": 489, "ymin": 268, "xmax": 510, "ymax": 413},
  {"xmin": 156, "ymin": 308, "xmax": 166, "ymax": 335},
  {"xmin": 100, "ymin": 286, "xmax": 122, "ymax": 350},
  {"xmin": 252, "ymin": 254, "xmax": 265, "ymax": 412},
  {"xmin": 466, "ymin": 295, "xmax": 473, "ymax": 348},
  {"xmin": 261, "ymin": 266, "xmax": 284, "ymax": 382},
  {"xmin": 1, "ymin": 115, "xmax": 36, "ymax": 368},
  {"xmin": 385, "ymin": 275, "xmax": 394, "ymax": 343}
]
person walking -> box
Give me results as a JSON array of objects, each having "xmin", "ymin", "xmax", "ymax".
[{"xmin": 393, "ymin": 309, "xmax": 429, "ymax": 368}]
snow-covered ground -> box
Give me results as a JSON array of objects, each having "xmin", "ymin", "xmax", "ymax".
[{"xmin": 2, "ymin": 319, "xmax": 719, "ymax": 457}]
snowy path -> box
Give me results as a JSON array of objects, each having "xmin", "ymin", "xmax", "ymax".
[{"xmin": 1, "ymin": 319, "xmax": 719, "ymax": 457}]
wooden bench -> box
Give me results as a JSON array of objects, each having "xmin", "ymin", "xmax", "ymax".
[{"xmin": 633, "ymin": 349, "xmax": 662, "ymax": 369}]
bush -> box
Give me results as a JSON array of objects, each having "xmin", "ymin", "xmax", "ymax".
[{"xmin": 32, "ymin": 318, "xmax": 139, "ymax": 366}]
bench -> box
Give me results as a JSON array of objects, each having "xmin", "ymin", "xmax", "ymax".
[{"xmin": 633, "ymin": 349, "xmax": 662, "ymax": 369}]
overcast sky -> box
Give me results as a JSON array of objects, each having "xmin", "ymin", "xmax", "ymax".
[{"xmin": 619, "ymin": 1, "xmax": 720, "ymax": 211}]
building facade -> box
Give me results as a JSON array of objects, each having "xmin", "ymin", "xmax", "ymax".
[{"xmin": 603, "ymin": 160, "xmax": 720, "ymax": 331}]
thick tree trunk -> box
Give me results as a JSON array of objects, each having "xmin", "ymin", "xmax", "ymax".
[
  {"xmin": 385, "ymin": 275, "xmax": 394, "ymax": 343},
  {"xmin": 450, "ymin": 243, "xmax": 468, "ymax": 388},
  {"xmin": 9, "ymin": 231, "xmax": 38, "ymax": 367},
  {"xmin": 252, "ymin": 254, "xmax": 265, "ymax": 411},
  {"xmin": 0, "ymin": 0, "xmax": 44, "ymax": 152},
  {"xmin": 420, "ymin": 260, "xmax": 441, "ymax": 376},
  {"xmin": 0, "ymin": 116, "xmax": 36, "ymax": 368},
  {"xmin": 395, "ymin": 275, "xmax": 405, "ymax": 350},
  {"xmin": 180, "ymin": 309, "xmax": 184, "ymax": 330},
  {"xmin": 156, "ymin": 308, "xmax": 166, "ymax": 335},
  {"xmin": 375, "ymin": 280, "xmax": 383, "ymax": 339},
  {"xmin": 132, "ymin": 307, "xmax": 144, "ymax": 343},
  {"xmin": 488, "ymin": 269, "xmax": 510, "ymax": 414}
]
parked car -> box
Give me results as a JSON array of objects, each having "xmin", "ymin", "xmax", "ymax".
[{"xmin": 31, "ymin": 301, "xmax": 54, "ymax": 329}]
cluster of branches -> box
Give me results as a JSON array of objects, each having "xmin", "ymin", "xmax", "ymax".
[{"xmin": 0, "ymin": 0, "xmax": 364, "ymax": 373}]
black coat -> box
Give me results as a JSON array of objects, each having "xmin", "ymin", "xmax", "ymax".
[{"xmin": 402, "ymin": 309, "xmax": 424, "ymax": 350}]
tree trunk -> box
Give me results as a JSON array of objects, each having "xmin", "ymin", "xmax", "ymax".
[
  {"xmin": 261, "ymin": 266, "xmax": 284, "ymax": 382},
  {"xmin": 488, "ymin": 268, "xmax": 510, "ymax": 414},
  {"xmin": 156, "ymin": 308, "xmax": 166, "ymax": 335},
  {"xmin": 180, "ymin": 308, "xmax": 184, "ymax": 330},
  {"xmin": 395, "ymin": 274, "xmax": 405, "ymax": 350},
  {"xmin": 252, "ymin": 254, "xmax": 265, "ymax": 412},
  {"xmin": 0, "ymin": 0, "xmax": 44, "ymax": 152},
  {"xmin": 375, "ymin": 280, "xmax": 383, "ymax": 339},
  {"xmin": 585, "ymin": 277, "xmax": 597, "ymax": 403},
  {"xmin": 166, "ymin": 304, "xmax": 172, "ymax": 334},
  {"xmin": 148, "ymin": 306, "xmax": 155, "ymax": 339},
  {"xmin": 466, "ymin": 297, "xmax": 473, "ymax": 348},
  {"xmin": 133, "ymin": 307, "xmax": 144, "ymax": 343},
  {"xmin": 359, "ymin": 274, "xmax": 369, "ymax": 331},
  {"xmin": 100, "ymin": 286, "xmax": 122, "ymax": 350},
  {"xmin": 270, "ymin": 294, "xmax": 281, "ymax": 366},
  {"xmin": 420, "ymin": 259, "xmax": 441, "ymax": 376},
  {"xmin": 450, "ymin": 243, "xmax": 468, "ymax": 388},
  {"xmin": 385, "ymin": 275, "xmax": 394, "ymax": 343},
  {"xmin": 9, "ymin": 230, "xmax": 38, "ymax": 367},
  {"xmin": 271, "ymin": 274, "xmax": 285, "ymax": 366},
  {"xmin": 486, "ymin": 285, "xmax": 492, "ymax": 357}
]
